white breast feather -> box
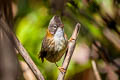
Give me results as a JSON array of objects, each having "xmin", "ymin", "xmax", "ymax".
[{"xmin": 54, "ymin": 27, "xmax": 65, "ymax": 52}]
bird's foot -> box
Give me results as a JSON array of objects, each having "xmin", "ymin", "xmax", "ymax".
[
  {"xmin": 58, "ymin": 67, "xmax": 66, "ymax": 73},
  {"xmin": 68, "ymin": 37, "xmax": 75, "ymax": 42}
]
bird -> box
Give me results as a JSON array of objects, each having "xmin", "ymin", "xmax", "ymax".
[{"xmin": 39, "ymin": 15, "xmax": 68, "ymax": 72}]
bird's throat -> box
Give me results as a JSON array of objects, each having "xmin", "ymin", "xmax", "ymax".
[{"xmin": 46, "ymin": 29, "xmax": 53, "ymax": 38}]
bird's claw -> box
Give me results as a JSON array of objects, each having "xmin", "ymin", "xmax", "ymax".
[
  {"xmin": 68, "ymin": 37, "xmax": 75, "ymax": 42},
  {"xmin": 58, "ymin": 67, "xmax": 66, "ymax": 73}
]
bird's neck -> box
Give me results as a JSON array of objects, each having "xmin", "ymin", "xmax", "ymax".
[{"xmin": 46, "ymin": 29, "xmax": 53, "ymax": 38}]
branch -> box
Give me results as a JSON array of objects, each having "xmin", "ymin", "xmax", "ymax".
[
  {"xmin": 0, "ymin": 19, "xmax": 44, "ymax": 80},
  {"xmin": 57, "ymin": 23, "xmax": 81, "ymax": 80},
  {"xmin": 103, "ymin": 28, "xmax": 120, "ymax": 50},
  {"xmin": 91, "ymin": 60, "xmax": 102, "ymax": 80}
]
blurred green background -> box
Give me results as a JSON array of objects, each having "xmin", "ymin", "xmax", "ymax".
[{"xmin": 14, "ymin": 0, "xmax": 120, "ymax": 80}]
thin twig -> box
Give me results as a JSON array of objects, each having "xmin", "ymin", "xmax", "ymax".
[
  {"xmin": 103, "ymin": 28, "xmax": 120, "ymax": 50},
  {"xmin": 0, "ymin": 19, "xmax": 44, "ymax": 80},
  {"xmin": 91, "ymin": 60, "xmax": 102, "ymax": 80},
  {"xmin": 57, "ymin": 23, "xmax": 81, "ymax": 80}
]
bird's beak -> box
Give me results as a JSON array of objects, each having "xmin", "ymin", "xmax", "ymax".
[{"xmin": 60, "ymin": 24, "xmax": 64, "ymax": 28}]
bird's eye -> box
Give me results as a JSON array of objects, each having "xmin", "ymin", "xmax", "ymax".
[{"xmin": 53, "ymin": 25, "xmax": 57, "ymax": 29}]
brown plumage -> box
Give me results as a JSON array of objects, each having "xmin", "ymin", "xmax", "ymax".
[{"xmin": 39, "ymin": 16, "xmax": 68, "ymax": 64}]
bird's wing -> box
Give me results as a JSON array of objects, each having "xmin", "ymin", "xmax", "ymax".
[
  {"xmin": 39, "ymin": 36, "xmax": 54, "ymax": 62},
  {"xmin": 38, "ymin": 37, "xmax": 47, "ymax": 62}
]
